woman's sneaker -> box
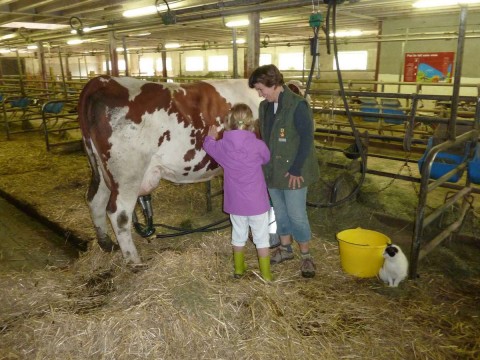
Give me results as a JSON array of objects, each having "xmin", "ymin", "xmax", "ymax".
[{"xmin": 270, "ymin": 246, "xmax": 294, "ymax": 265}]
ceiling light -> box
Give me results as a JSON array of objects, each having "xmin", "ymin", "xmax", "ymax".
[
  {"xmin": 1, "ymin": 22, "xmax": 69, "ymax": 30},
  {"xmin": 67, "ymin": 39, "xmax": 83, "ymax": 45},
  {"xmin": 330, "ymin": 30, "xmax": 363, "ymax": 37},
  {"xmin": 231, "ymin": 38, "xmax": 246, "ymax": 44},
  {"xmin": 0, "ymin": 48, "xmax": 11, "ymax": 53},
  {"xmin": 123, "ymin": 4, "xmax": 169, "ymax": 18},
  {"xmin": 27, "ymin": 44, "xmax": 38, "ymax": 50},
  {"xmin": 225, "ymin": 19, "xmax": 250, "ymax": 28},
  {"xmin": 84, "ymin": 25, "xmax": 108, "ymax": 33},
  {"xmin": 165, "ymin": 42, "xmax": 181, "ymax": 49},
  {"xmin": 0, "ymin": 33, "xmax": 16, "ymax": 40},
  {"xmin": 129, "ymin": 32, "xmax": 151, "ymax": 37},
  {"xmin": 413, "ymin": 0, "xmax": 480, "ymax": 8}
]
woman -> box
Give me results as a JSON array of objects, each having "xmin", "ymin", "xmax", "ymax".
[{"xmin": 248, "ymin": 64, "xmax": 320, "ymax": 278}]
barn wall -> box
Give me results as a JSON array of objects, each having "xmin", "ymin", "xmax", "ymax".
[{"xmin": 377, "ymin": 12, "xmax": 480, "ymax": 96}]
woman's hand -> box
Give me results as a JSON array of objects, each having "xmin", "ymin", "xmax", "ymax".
[
  {"xmin": 208, "ymin": 125, "xmax": 218, "ymax": 139},
  {"xmin": 285, "ymin": 172, "xmax": 304, "ymax": 189}
]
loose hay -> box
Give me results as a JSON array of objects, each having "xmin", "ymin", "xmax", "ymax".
[{"xmin": 0, "ymin": 132, "xmax": 479, "ymax": 359}]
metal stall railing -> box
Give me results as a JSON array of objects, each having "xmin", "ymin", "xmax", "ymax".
[{"xmin": 41, "ymin": 99, "xmax": 80, "ymax": 151}]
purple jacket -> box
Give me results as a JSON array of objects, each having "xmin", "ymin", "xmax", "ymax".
[{"xmin": 203, "ymin": 130, "xmax": 270, "ymax": 216}]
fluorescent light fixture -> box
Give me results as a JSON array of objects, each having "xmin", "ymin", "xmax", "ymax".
[
  {"xmin": 231, "ymin": 38, "xmax": 246, "ymax": 44},
  {"xmin": 0, "ymin": 48, "xmax": 11, "ymax": 53},
  {"xmin": 413, "ymin": 0, "xmax": 480, "ymax": 8},
  {"xmin": 27, "ymin": 44, "xmax": 38, "ymax": 50},
  {"xmin": 1, "ymin": 33, "xmax": 16, "ymax": 40},
  {"xmin": 129, "ymin": 32, "xmax": 151, "ymax": 37},
  {"xmin": 116, "ymin": 47, "xmax": 125, "ymax": 52},
  {"xmin": 67, "ymin": 39, "xmax": 83, "ymax": 45},
  {"xmin": 225, "ymin": 19, "xmax": 250, "ymax": 27},
  {"xmin": 84, "ymin": 25, "xmax": 108, "ymax": 33},
  {"xmin": 123, "ymin": 4, "xmax": 169, "ymax": 18},
  {"xmin": 71, "ymin": 25, "xmax": 108, "ymax": 35},
  {"xmin": 1, "ymin": 21, "xmax": 69, "ymax": 30},
  {"xmin": 330, "ymin": 30, "xmax": 363, "ymax": 37},
  {"xmin": 165, "ymin": 42, "xmax": 181, "ymax": 49}
]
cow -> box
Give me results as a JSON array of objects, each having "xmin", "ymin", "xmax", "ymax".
[{"xmin": 78, "ymin": 76, "xmax": 264, "ymax": 264}]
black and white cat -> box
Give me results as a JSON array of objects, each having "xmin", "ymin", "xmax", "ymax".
[{"xmin": 379, "ymin": 244, "xmax": 408, "ymax": 287}]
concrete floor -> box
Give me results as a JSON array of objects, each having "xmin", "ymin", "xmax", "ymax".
[{"xmin": 0, "ymin": 196, "xmax": 78, "ymax": 273}]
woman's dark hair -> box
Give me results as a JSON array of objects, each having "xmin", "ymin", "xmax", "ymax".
[{"xmin": 248, "ymin": 64, "xmax": 284, "ymax": 89}]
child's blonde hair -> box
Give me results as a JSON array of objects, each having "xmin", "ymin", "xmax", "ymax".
[{"xmin": 224, "ymin": 103, "xmax": 257, "ymax": 132}]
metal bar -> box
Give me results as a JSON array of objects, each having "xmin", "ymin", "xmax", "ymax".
[
  {"xmin": 403, "ymin": 95, "xmax": 419, "ymax": 151},
  {"xmin": 206, "ymin": 181, "xmax": 212, "ymax": 212},
  {"xmin": 422, "ymin": 186, "xmax": 471, "ymax": 228},
  {"xmin": 419, "ymin": 197, "xmax": 472, "ymax": 260},
  {"xmin": 448, "ymin": 6, "xmax": 468, "ymax": 141}
]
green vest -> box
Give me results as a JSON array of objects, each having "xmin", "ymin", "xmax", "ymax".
[{"xmin": 259, "ymin": 86, "xmax": 320, "ymax": 189}]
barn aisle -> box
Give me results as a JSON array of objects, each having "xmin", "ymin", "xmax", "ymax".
[{"xmin": 0, "ymin": 196, "xmax": 77, "ymax": 272}]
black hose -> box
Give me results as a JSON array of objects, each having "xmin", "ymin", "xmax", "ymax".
[
  {"xmin": 154, "ymin": 217, "xmax": 231, "ymax": 238},
  {"xmin": 307, "ymin": 0, "xmax": 367, "ymax": 208},
  {"xmin": 305, "ymin": 25, "xmax": 320, "ymax": 99}
]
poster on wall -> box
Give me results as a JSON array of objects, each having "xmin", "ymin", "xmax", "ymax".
[{"xmin": 404, "ymin": 52, "xmax": 455, "ymax": 83}]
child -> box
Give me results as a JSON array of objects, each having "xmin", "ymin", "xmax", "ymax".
[{"xmin": 203, "ymin": 103, "xmax": 272, "ymax": 281}]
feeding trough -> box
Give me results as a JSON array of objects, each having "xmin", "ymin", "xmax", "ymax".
[
  {"xmin": 468, "ymin": 144, "xmax": 480, "ymax": 184},
  {"xmin": 418, "ymin": 137, "xmax": 468, "ymax": 183}
]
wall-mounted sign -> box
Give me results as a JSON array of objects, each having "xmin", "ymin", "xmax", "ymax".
[{"xmin": 404, "ymin": 52, "xmax": 455, "ymax": 83}]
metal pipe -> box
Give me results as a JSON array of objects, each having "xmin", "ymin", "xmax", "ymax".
[
  {"xmin": 448, "ymin": 6, "xmax": 468, "ymax": 141},
  {"xmin": 57, "ymin": 48, "xmax": 67, "ymax": 98},
  {"xmin": 232, "ymin": 28, "xmax": 238, "ymax": 79},
  {"xmin": 123, "ymin": 37, "xmax": 129, "ymax": 76}
]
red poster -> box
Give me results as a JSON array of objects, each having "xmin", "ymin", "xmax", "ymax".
[{"xmin": 404, "ymin": 52, "xmax": 454, "ymax": 83}]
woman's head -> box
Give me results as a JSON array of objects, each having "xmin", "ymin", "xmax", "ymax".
[
  {"xmin": 248, "ymin": 64, "xmax": 284, "ymax": 88},
  {"xmin": 225, "ymin": 103, "xmax": 256, "ymax": 132},
  {"xmin": 248, "ymin": 64, "xmax": 285, "ymax": 103}
]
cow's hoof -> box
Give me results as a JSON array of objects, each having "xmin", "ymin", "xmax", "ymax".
[{"xmin": 98, "ymin": 238, "xmax": 120, "ymax": 252}]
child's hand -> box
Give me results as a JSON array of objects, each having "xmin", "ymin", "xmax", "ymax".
[{"xmin": 208, "ymin": 125, "xmax": 218, "ymax": 139}]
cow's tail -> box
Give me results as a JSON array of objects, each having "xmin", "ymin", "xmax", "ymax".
[
  {"xmin": 78, "ymin": 76, "xmax": 110, "ymax": 199},
  {"xmin": 78, "ymin": 75, "xmax": 109, "ymax": 140}
]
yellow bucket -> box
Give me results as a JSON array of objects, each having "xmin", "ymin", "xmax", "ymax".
[{"xmin": 336, "ymin": 227, "xmax": 391, "ymax": 278}]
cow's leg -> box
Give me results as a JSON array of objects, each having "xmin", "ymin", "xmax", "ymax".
[
  {"xmin": 108, "ymin": 190, "xmax": 141, "ymax": 264},
  {"xmin": 87, "ymin": 172, "xmax": 119, "ymax": 252}
]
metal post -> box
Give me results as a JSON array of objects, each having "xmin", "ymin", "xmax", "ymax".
[
  {"xmin": 57, "ymin": 48, "xmax": 67, "ymax": 98},
  {"xmin": 123, "ymin": 37, "xmax": 129, "ymax": 76},
  {"xmin": 232, "ymin": 28, "xmax": 238, "ymax": 79},
  {"xmin": 448, "ymin": 5, "xmax": 468, "ymax": 141},
  {"xmin": 246, "ymin": 12, "xmax": 260, "ymax": 77},
  {"xmin": 15, "ymin": 50, "xmax": 25, "ymax": 96},
  {"xmin": 108, "ymin": 31, "xmax": 119, "ymax": 76}
]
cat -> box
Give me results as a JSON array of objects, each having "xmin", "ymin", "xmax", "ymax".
[{"xmin": 379, "ymin": 244, "xmax": 408, "ymax": 287}]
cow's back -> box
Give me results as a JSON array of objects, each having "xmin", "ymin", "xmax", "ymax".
[{"xmin": 78, "ymin": 76, "xmax": 262, "ymax": 186}]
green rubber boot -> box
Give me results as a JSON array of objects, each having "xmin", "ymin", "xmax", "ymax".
[
  {"xmin": 259, "ymin": 256, "xmax": 273, "ymax": 281},
  {"xmin": 233, "ymin": 251, "xmax": 247, "ymax": 278}
]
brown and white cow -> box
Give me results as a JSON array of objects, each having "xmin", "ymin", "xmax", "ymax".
[{"xmin": 78, "ymin": 76, "xmax": 264, "ymax": 264}]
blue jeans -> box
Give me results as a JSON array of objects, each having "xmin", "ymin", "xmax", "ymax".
[{"xmin": 268, "ymin": 187, "xmax": 311, "ymax": 243}]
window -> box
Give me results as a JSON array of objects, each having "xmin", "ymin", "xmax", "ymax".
[
  {"xmin": 139, "ymin": 57, "xmax": 154, "ymax": 75},
  {"xmin": 185, "ymin": 56, "xmax": 204, "ymax": 71},
  {"xmin": 208, "ymin": 55, "xmax": 228, "ymax": 71},
  {"xmin": 278, "ymin": 52, "xmax": 303, "ymax": 71},
  {"xmin": 102, "ymin": 60, "xmax": 126, "ymax": 72},
  {"xmin": 156, "ymin": 57, "xmax": 172, "ymax": 72},
  {"xmin": 259, "ymin": 53, "xmax": 272, "ymax": 66},
  {"xmin": 333, "ymin": 51, "xmax": 368, "ymax": 70}
]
